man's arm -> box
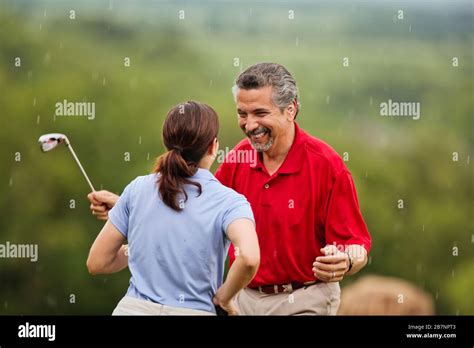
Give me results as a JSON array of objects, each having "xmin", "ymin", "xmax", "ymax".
[
  {"xmin": 314, "ymin": 168, "xmax": 371, "ymax": 282},
  {"xmin": 312, "ymin": 244, "xmax": 367, "ymax": 282},
  {"xmin": 344, "ymin": 244, "xmax": 368, "ymax": 276}
]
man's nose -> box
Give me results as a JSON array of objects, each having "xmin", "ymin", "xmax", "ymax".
[{"xmin": 245, "ymin": 116, "xmax": 259, "ymax": 133}]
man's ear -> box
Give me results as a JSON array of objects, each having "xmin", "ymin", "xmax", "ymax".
[{"xmin": 286, "ymin": 99, "xmax": 298, "ymax": 121}]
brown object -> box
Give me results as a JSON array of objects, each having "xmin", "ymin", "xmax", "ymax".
[
  {"xmin": 250, "ymin": 281, "xmax": 319, "ymax": 294},
  {"xmin": 337, "ymin": 275, "xmax": 435, "ymax": 315}
]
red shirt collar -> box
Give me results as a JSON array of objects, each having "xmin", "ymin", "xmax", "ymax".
[{"xmin": 250, "ymin": 122, "xmax": 306, "ymax": 175}]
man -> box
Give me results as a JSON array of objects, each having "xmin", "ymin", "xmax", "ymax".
[{"xmin": 88, "ymin": 62, "xmax": 371, "ymax": 315}]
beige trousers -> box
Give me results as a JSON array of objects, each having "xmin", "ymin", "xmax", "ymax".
[
  {"xmin": 234, "ymin": 282, "xmax": 341, "ymax": 315},
  {"xmin": 112, "ymin": 296, "xmax": 216, "ymax": 316}
]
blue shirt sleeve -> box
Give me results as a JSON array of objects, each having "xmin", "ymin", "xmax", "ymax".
[
  {"xmin": 221, "ymin": 193, "xmax": 255, "ymax": 238},
  {"xmin": 108, "ymin": 180, "xmax": 135, "ymax": 238}
]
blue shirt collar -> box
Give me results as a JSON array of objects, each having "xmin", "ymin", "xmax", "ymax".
[{"xmin": 192, "ymin": 168, "xmax": 216, "ymax": 181}]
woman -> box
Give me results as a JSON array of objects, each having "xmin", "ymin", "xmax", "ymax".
[{"xmin": 87, "ymin": 101, "xmax": 260, "ymax": 315}]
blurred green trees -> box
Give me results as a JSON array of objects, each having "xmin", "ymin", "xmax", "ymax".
[{"xmin": 0, "ymin": 0, "xmax": 472, "ymax": 314}]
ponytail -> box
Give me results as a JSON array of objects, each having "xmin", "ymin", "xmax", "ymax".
[
  {"xmin": 154, "ymin": 149, "xmax": 202, "ymax": 211},
  {"xmin": 153, "ymin": 100, "xmax": 219, "ymax": 211}
]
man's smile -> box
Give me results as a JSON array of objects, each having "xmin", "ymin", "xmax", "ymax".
[{"xmin": 246, "ymin": 126, "xmax": 273, "ymax": 151}]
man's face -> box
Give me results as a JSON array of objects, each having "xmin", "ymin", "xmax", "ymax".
[{"xmin": 236, "ymin": 85, "xmax": 291, "ymax": 152}]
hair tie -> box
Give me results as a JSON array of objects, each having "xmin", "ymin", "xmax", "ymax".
[{"xmin": 171, "ymin": 145, "xmax": 183, "ymax": 153}]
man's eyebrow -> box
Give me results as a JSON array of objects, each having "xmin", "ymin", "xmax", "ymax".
[{"xmin": 237, "ymin": 108, "xmax": 271, "ymax": 113}]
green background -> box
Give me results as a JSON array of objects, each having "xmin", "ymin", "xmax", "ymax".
[{"xmin": 0, "ymin": 0, "xmax": 472, "ymax": 314}]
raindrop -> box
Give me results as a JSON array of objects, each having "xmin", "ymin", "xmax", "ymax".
[
  {"xmin": 416, "ymin": 262, "xmax": 422, "ymax": 272},
  {"xmin": 46, "ymin": 295, "xmax": 58, "ymax": 308},
  {"xmin": 43, "ymin": 52, "xmax": 51, "ymax": 65}
]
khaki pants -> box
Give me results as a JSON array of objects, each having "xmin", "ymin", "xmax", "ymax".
[
  {"xmin": 112, "ymin": 296, "xmax": 216, "ymax": 316},
  {"xmin": 234, "ymin": 282, "xmax": 341, "ymax": 315}
]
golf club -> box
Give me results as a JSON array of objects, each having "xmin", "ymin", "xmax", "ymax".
[{"xmin": 38, "ymin": 133, "xmax": 96, "ymax": 192}]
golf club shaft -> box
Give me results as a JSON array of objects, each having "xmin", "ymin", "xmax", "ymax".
[{"xmin": 66, "ymin": 144, "xmax": 96, "ymax": 192}]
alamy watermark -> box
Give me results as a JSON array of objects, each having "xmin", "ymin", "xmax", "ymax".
[
  {"xmin": 55, "ymin": 99, "xmax": 95, "ymax": 120},
  {"xmin": 216, "ymin": 147, "xmax": 257, "ymax": 166},
  {"xmin": 380, "ymin": 99, "xmax": 420, "ymax": 120},
  {"xmin": 326, "ymin": 242, "xmax": 367, "ymax": 261},
  {"xmin": 0, "ymin": 241, "xmax": 38, "ymax": 262},
  {"xmin": 18, "ymin": 322, "xmax": 55, "ymax": 341}
]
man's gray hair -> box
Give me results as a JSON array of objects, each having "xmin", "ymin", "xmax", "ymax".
[{"xmin": 232, "ymin": 62, "xmax": 300, "ymax": 116}]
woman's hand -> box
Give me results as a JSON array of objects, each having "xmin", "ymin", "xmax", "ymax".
[
  {"xmin": 213, "ymin": 287, "xmax": 238, "ymax": 315},
  {"xmin": 87, "ymin": 190, "xmax": 120, "ymax": 220}
]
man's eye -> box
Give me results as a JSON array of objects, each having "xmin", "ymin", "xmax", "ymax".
[{"xmin": 238, "ymin": 113, "xmax": 247, "ymax": 118}]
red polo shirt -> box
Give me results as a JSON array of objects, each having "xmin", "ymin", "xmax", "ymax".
[{"xmin": 215, "ymin": 122, "xmax": 371, "ymax": 287}]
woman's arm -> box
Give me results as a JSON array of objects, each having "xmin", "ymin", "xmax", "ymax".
[
  {"xmin": 87, "ymin": 220, "xmax": 128, "ymax": 275},
  {"xmin": 213, "ymin": 218, "xmax": 260, "ymax": 314}
]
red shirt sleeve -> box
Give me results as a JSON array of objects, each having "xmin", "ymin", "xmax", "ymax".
[
  {"xmin": 324, "ymin": 170, "xmax": 372, "ymax": 253},
  {"xmin": 214, "ymin": 162, "xmax": 230, "ymax": 187}
]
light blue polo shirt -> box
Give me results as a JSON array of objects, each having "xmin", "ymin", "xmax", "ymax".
[{"xmin": 108, "ymin": 169, "xmax": 255, "ymax": 314}]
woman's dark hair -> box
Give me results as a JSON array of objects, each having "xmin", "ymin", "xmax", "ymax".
[{"xmin": 153, "ymin": 101, "xmax": 219, "ymax": 211}]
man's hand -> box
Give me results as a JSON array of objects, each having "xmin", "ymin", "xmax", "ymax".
[
  {"xmin": 213, "ymin": 287, "xmax": 239, "ymax": 316},
  {"xmin": 312, "ymin": 245, "xmax": 350, "ymax": 283},
  {"xmin": 87, "ymin": 190, "xmax": 120, "ymax": 221}
]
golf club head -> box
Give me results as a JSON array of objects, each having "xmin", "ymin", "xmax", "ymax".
[
  {"xmin": 37, "ymin": 132, "xmax": 96, "ymax": 191},
  {"xmin": 38, "ymin": 133, "xmax": 68, "ymax": 152}
]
